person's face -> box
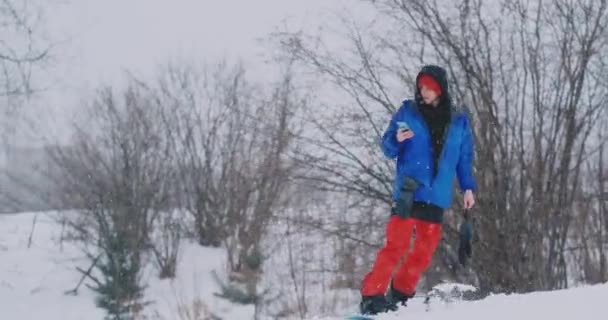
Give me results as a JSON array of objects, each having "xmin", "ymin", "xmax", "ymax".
[{"xmin": 420, "ymin": 85, "xmax": 440, "ymax": 105}]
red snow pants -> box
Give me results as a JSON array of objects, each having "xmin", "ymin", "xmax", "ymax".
[{"xmin": 360, "ymin": 215, "xmax": 442, "ymax": 297}]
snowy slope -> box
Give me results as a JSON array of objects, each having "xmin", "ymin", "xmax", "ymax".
[
  {"xmin": 0, "ymin": 212, "xmax": 104, "ymax": 320},
  {"xmin": 313, "ymin": 282, "xmax": 607, "ymax": 320},
  {"xmin": 1, "ymin": 211, "xmax": 607, "ymax": 320},
  {"xmin": 0, "ymin": 211, "xmax": 253, "ymax": 320}
]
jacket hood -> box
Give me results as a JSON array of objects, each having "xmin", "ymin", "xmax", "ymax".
[{"xmin": 415, "ymin": 65, "xmax": 452, "ymax": 108}]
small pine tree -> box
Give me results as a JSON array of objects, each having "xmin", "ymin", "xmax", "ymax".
[{"xmin": 91, "ymin": 233, "xmax": 147, "ymax": 320}]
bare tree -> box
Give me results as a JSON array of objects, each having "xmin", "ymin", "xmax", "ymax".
[
  {"xmin": 48, "ymin": 82, "xmax": 175, "ymax": 319},
  {"xmin": 150, "ymin": 60, "xmax": 302, "ymax": 312},
  {"xmin": 572, "ymin": 117, "xmax": 608, "ymax": 284},
  {"xmin": 0, "ymin": 0, "xmax": 52, "ymax": 213},
  {"xmin": 385, "ymin": 0, "xmax": 608, "ymax": 292},
  {"xmin": 153, "ymin": 62, "xmax": 241, "ymax": 248},
  {"xmin": 273, "ymin": 0, "xmax": 608, "ymax": 297},
  {"xmin": 0, "ymin": 0, "xmax": 49, "ymax": 101},
  {"xmin": 150, "ymin": 208, "xmax": 182, "ymax": 279}
]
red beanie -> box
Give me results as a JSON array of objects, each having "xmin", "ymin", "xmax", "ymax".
[{"xmin": 417, "ymin": 74, "xmax": 442, "ymax": 95}]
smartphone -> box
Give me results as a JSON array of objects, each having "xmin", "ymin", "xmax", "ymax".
[{"xmin": 396, "ymin": 121, "xmax": 410, "ymax": 131}]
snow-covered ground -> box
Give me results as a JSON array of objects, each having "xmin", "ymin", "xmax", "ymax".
[
  {"xmin": 316, "ymin": 282, "xmax": 607, "ymax": 320},
  {"xmin": 1, "ymin": 211, "xmax": 607, "ymax": 320},
  {"xmin": 0, "ymin": 211, "xmax": 253, "ymax": 320}
]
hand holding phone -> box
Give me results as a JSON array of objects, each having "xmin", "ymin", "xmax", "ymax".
[{"xmin": 395, "ymin": 121, "xmax": 414, "ymax": 142}]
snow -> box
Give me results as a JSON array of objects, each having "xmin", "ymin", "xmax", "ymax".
[
  {"xmin": 145, "ymin": 244, "xmax": 255, "ymax": 320},
  {"xmin": 0, "ymin": 211, "xmax": 254, "ymax": 320},
  {"xmin": 0, "ymin": 212, "xmax": 102, "ymax": 320},
  {"xmin": 1, "ymin": 210, "xmax": 607, "ymax": 320},
  {"xmin": 430, "ymin": 282, "xmax": 477, "ymax": 294},
  {"xmin": 314, "ymin": 283, "xmax": 608, "ymax": 320}
]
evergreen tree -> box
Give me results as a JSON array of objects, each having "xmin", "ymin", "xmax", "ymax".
[{"xmin": 91, "ymin": 232, "xmax": 146, "ymax": 320}]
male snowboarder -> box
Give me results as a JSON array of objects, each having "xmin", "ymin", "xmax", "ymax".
[{"xmin": 358, "ymin": 65, "xmax": 477, "ymax": 315}]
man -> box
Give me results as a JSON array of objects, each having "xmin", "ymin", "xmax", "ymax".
[{"xmin": 359, "ymin": 65, "xmax": 477, "ymax": 315}]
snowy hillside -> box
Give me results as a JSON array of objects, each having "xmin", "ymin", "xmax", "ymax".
[
  {"xmin": 315, "ymin": 283, "xmax": 607, "ymax": 320},
  {"xmin": 1, "ymin": 211, "xmax": 606, "ymax": 320},
  {"xmin": 0, "ymin": 211, "xmax": 254, "ymax": 320}
]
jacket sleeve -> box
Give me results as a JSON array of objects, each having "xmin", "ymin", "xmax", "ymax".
[
  {"xmin": 380, "ymin": 107, "xmax": 404, "ymax": 159},
  {"xmin": 456, "ymin": 114, "xmax": 477, "ymax": 192}
]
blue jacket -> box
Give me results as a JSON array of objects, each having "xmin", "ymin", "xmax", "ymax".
[{"xmin": 381, "ymin": 99, "xmax": 477, "ymax": 209}]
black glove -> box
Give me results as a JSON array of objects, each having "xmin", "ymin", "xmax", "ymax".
[
  {"xmin": 458, "ymin": 211, "xmax": 473, "ymax": 266},
  {"xmin": 392, "ymin": 177, "xmax": 419, "ymax": 219}
]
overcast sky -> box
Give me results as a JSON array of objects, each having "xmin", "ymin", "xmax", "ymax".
[{"xmin": 19, "ymin": 0, "xmax": 351, "ymax": 146}]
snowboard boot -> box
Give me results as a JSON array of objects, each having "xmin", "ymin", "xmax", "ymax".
[
  {"xmin": 386, "ymin": 286, "xmax": 414, "ymax": 309},
  {"xmin": 359, "ymin": 294, "xmax": 393, "ymax": 315}
]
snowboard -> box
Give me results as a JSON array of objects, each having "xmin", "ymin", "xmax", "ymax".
[{"xmin": 344, "ymin": 315, "xmax": 374, "ymax": 320}]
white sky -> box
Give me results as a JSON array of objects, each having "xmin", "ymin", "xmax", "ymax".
[
  {"xmin": 17, "ymin": 0, "xmax": 349, "ymax": 146},
  {"xmin": 49, "ymin": 0, "xmax": 338, "ymax": 84}
]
